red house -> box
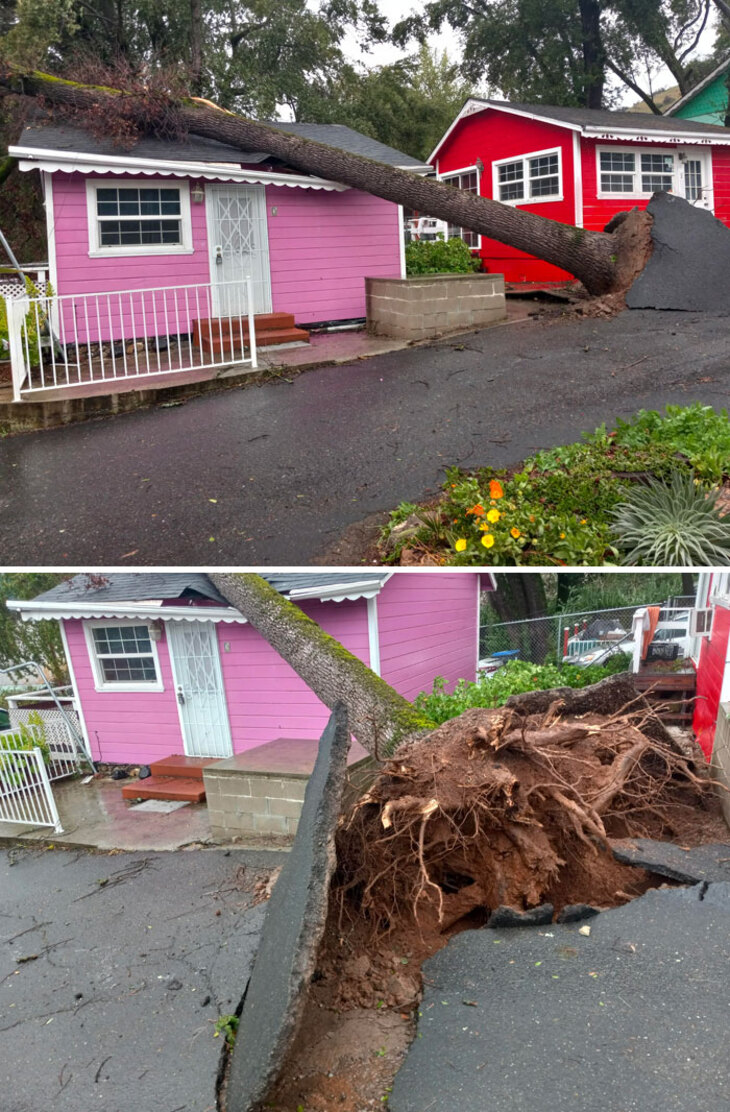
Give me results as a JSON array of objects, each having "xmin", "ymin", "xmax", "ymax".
[{"xmin": 429, "ymin": 98, "xmax": 730, "ymax": 284}]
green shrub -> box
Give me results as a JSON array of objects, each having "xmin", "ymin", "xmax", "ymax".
[
  {"xmin": 414, "ymin": 656, "xmax": 630, "ymax": 725},
  {"xmin": 612, "ymin": 470, "xmax": 730, "ymax": 566},
  {"xmin": 605, "ymin": 404, "xmax": 730, "ymax": 484},
  {"xmin": 405, "ymin": 236, "xmax": 481, "ymax": 276},
  {"xmin": 0, "ymin": 277, "xmax": 54, "ymax": 366}
]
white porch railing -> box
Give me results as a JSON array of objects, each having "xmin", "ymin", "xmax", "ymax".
[
  {"xmin": 0, "ymin": 731, "xmax": 63, "ymax": 833},
  {"xmin": 7, "ymin": 689, "xmax": 82, "ymax": 782},
  {"xmin": 5, "ymin": 277, "xmax": 258, "ymax": 401}
]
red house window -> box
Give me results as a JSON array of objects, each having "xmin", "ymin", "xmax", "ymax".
[
  {"xmin": 441, "ymin": 167, "xmax": 480, "ymax": 248},
  {"xmin": 493, "ymin": 149, "xmax": 562, "ymax": 205}
]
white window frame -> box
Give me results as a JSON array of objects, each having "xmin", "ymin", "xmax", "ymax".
[
  {"xmin": 86, "ymin": 178, "xmax": 194, "ymax": 258},
  {"xmin": 492, "ymin": 147, "xmax": 563, "ymax": 206},
  {"xmin": 439, "ymin": 164, "xmax": 481, "ymax": 248},
  {"xmin": 596, "ymin": 146, "xmax": 679, "ymax": 200},
  {"xmin": 84, "ymin": 619, "xmax": 164, "ymax": 693},
  {"xmin": 711, "ymin": 571, "xmax": 730, "ymax": 606}
]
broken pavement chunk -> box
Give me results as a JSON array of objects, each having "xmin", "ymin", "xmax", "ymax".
[
  {"xmin": 488, "ymin": 904, "xmax": 554, "ymax": 928},
  {"xmin": 610, "ymin": 837, "xmax": 730, "ymax": 885}
]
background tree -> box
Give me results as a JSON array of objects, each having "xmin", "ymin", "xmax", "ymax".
[
  {"xmin": 394, "ymin": 0, "xmax": 714, "ymax": 113},
  {"xmin": 0, "ymin": 573, "xmax": 69, "ymax": 684}
]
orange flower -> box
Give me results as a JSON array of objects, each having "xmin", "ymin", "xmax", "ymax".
[
  {"xmin": 489, "ymin": 479, "xmax": 504, "ymax": 500},
  {"xmin": 510, "ymin": 527, "xmax": 521, "ymax": 539},
  {"xmin": 466, "ymin": 503, "xmax": 486, "ymax": 517}
]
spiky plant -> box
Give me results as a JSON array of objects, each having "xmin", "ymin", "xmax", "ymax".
[{"xmin": 612, "ymin": 471, "xmax": 730, "ymax": 566}]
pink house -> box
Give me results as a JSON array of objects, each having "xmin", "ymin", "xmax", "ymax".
[
  {"xmin": 7, "ymin": 121, "xmax": 428, "ymax": 396},
  {"xmin": 8, "ymin": 571, "xmax": 491, "ymax": 771}
]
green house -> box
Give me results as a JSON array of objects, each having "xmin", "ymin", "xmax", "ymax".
[{"xmin": 665, "ymin": 57, "xmax": 730, "ymax": 126}]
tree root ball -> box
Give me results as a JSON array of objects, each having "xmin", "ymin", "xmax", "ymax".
[{"xmin": 333, "ymin": 684, "xmax": 722, "ymax": 949}]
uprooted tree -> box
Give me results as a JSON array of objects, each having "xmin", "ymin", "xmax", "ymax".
[
  {"xmin": 0, "ymin": 66, "xmax": 652, "ymax": 295},
  {"xmin": 212, "ymin": 574, "xmax": 721, "ymax": 948}
]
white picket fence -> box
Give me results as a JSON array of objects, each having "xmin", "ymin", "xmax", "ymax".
[
  {"xmin": 0, "ymin": 728, "xmax": 63, "ymax": 833},
  {"xmin": 6, "ymin": 277, "xmax": 257, "ymax": 401}
]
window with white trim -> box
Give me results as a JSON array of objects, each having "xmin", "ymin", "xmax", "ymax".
[
  {"xmin": 598, "ymin": 148, "xmax": 676, "ymax": 196},
  {"xmin": 442, "ymin": 168, "xmax": 480, "ymax": 248},
  {"xmin": 86, "ymin": 180, "xmax": 193, "ymax": 256},
  {"xmin": 86, "ymin": 622, "xmax": 163, "ymax": 691},
  {"xmin": 494, "ymin": 149, "xmax": 561, "ymax": 204}
]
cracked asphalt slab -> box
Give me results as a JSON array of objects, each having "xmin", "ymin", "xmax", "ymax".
[
  {"xmin": 389, "ymin": 882, "xmax": 730, "ymax": 1112},
  {"xmin": 1, "ymin": 309, "xmax": 729, "ymax": 565},
  {"xmin": 0, "ymin": 846, "xmax": 282, "ymax": 1112}
]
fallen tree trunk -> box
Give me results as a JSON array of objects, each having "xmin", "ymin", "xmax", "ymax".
[{"xmin": 0, "ymin": 66, "xmax": 650, "ymax": 294}]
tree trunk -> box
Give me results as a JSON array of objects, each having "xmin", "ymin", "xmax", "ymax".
[
  {"xmin": 579, "ymin": 0, "xmax": 605, "ymax": 109},
  {"xmin": 209, "ymin": 574, "xmax": 433, "ymax": 756},
  {"xmin": 0, "ymin": 68, "xmax": 629, "ymax": 295},
  {"xmin": 189, "ymin": 0, "xmax": 204, "ymax": 97}
]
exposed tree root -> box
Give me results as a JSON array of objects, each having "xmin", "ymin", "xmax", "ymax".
[{"xmin": 333, "ymin": 690, "xmax": 724, "ymax": 952}]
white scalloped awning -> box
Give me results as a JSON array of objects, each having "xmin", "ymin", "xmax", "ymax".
[
  {"xmin": 8, "ymin": 601, "xmax": 248, "ymax": 623},
  {"xmin": 10, "ymin": 145, "xmax": 349, "ymax": 191}
]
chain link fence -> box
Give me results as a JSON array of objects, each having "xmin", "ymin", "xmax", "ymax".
[{"xmin": 479, "ymin": 596, "xmax": 696, "ymax": 668}]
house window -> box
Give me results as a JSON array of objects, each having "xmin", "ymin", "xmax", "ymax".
[
  {"xmin": 86, "ymin": 180, "xmax": 193, "ymax": 257},
  {"xmin": 85, "ymin": 622, "xmax": 163, "ymax": 691},
  {"xmin": 494, "ymin": 149, "xmax": 562, "ymax": 204},
  {"xmin": 442, "ymin": 168, "xmax": 480, "ymax": 248},
  {"xmin": 598, "ymin": 148, "xmax": 676, "ymax": 197}
]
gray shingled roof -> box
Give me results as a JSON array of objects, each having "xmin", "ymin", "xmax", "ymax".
[
  {"xmin": 15, "ymin": 120, "xmax": 430, "ymax": 170},
  {"xmin": 469, "ymin": 98, "xmax": 730, "ymax": 138},
  {"xmin": 30, "ymin": 572, "xmax": 388, "ymax": 605}
]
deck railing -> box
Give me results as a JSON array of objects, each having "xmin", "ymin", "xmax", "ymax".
[
  {"xmin": 5, "ymin": 277, "xmax": 257, "ymax": 400},
  {"xmin": 7, "ymin": 689, "xmax": 82, "ymax": 781},
  {"xmin": 0, "ymin": 731, "xmax": 64, "ymax": 832}
]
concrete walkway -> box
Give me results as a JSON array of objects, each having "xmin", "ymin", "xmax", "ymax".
[
  {"xmin": 389, "ymin": 883, "xmax": 730, "ymax": 1112},
  {"xmin": 0, "ymin": 845, "xmax": 281, "ymax": 1112},
  {"xmin": 1, "ymin": 308, "xmax": 729, "ymax": 565}
]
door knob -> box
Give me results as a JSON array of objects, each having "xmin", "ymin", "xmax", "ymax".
[
  {"xmin": 215, "ymin": 245, "xmax": 223, "ymax": 266},
  {"xmin": 176, "ymin": 686, "xmax": 186, "ymax": 705}
]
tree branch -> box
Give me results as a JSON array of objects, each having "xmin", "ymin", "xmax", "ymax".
[{"xmin": 605, "ymin": 57, "xmax": 662, "ymax": 113}]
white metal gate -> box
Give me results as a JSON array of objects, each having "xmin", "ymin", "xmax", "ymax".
[
  {"xmin": 207, "ymin": 184, "xmax": 273, "ymax": 316},
  {"xmin": 0, "ymin": 729, "xmax": 63, "ymax": 833},
  {"xmin": 167, "ymin": 622, "xmax": 233, "ymax": 759}
]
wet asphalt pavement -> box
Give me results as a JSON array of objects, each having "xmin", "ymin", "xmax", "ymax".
[
  {"xmin": 389, "ymin": 883, "xmax": 730, "ymax": 1112},
  {"xmin": 0, "ymin": 845, "xmax": 280, "ymax": 1112},
  {"xmin": 2, "ymin": 309, "xmax": 729, "ymax": 566}
]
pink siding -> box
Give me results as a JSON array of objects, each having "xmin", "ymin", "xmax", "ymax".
[
  {"xmin": 49, "ymin": 172, "xmax": 402, "ymax": 333},
  {"xmin": 64, "ymin": 575, "xmax": 482, "ymax": 765},
  {"xmin": 218, "ymin": 598, "xmax": 370, "ymax": 750},
  {"xmin": 264, "ymin": 186, "xmax": 402, "ymax": 323},
  {"xmin": 378, "ymin": 572, "xmax": 479, "ymax": 701},
  {"xmin": 64, "ymin": 618, "xmax": 185, "ymax": 764}
]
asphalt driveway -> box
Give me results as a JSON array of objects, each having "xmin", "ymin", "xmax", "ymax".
[
  {"xmin": 0, "ymin": 845, "xmax": 278, "ymax": 1112},
  {"xmin": 1, "ymin": 308, "xmax": 729, "ymax": 565}
]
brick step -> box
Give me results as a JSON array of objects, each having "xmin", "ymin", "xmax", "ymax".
[
  {"xmin": 149, "ymin": 755, "xmax": 218, "ymax": 781},
  {"xmin": 121, "ymin": 775, "xmax": 206, "ymax": 803},
  {"xmin": 634, "ymin": 674, "xmax": 696, "ymax": 691},
  {"xmin": 195, "ymin": 326, "xmax": 310, "ymax": 353},
  {"xmin": 195, "ymin": 312, "xmax": 296, "ymax": 340}
]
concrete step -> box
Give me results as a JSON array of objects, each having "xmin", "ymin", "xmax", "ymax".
[
  {"xmin": 121, "ymin": 775, "xmax": 206, "ymax": 803},
  {"xmin": 195, "ymin": 312, "xmax": 296, "ymax": 340},
  {"xmin": 149, "ymin": 755, "xmax": 218, "ymax": 781}
]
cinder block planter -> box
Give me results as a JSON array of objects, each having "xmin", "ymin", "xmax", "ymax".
[
  {"xmin": 203, "ymin": 737, "xmax": 375, "ymax": 842},
  {"xmin": 366, "ymin": 272, "xmax": 506, "ymax": 341}
]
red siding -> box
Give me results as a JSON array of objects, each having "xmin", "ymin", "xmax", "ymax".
[
  {"xmin": 435, "ymin": 108, "xmax": 577, "ymax": 283},
  {"xmin": 693, "ymin": 603, "xmax": 730, "ymax": 758},
  {"xmin": 434, "ymin": 106, "xmax": 730, "ymax": 284}
]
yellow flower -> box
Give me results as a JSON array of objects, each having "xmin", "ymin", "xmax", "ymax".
[
  {"xmin": 481, "ymin": 533, "xmax": 495, "ymax": 549},
  {"xmin": 580, "ymin": 518, "xmax": 587, "ymax": 524},
  {"xmin": 486, "ymin": 508, "xmax": 501, "ymax": 523},
  {"xmin": 454, "ymin": 538, "xmax": 467, "ymax": 552},
  {"xmin": 560, "ymin": 532, "xmax": 566, "ymax": 539},
  {"xmin": 510, "ymin": 527, "xmax": 521, "ymax": 539}
]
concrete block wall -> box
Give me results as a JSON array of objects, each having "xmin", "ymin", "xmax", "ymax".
[
  {"xmin": 366, "ymin": 273, "xmax": 506, "ymax": 342},
  {"xmin": 204, "ymin": 757, "xmax": 376, "ymax": 842},
  {"xmin": 711, "ymin": 703, "xmax": 730, "ymax": 827}
]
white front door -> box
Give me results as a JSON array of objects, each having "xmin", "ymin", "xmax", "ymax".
[
  {"xmin": 206, "ymin": 184, "xmax": 273, "ymax": 316},
  {"xmin": 167, "ymin": 622, "xmax": 233, "ymax": 759},
  {"xmin": 679, "ymin": 149, "xmax": 713, "ymax": 211}
]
